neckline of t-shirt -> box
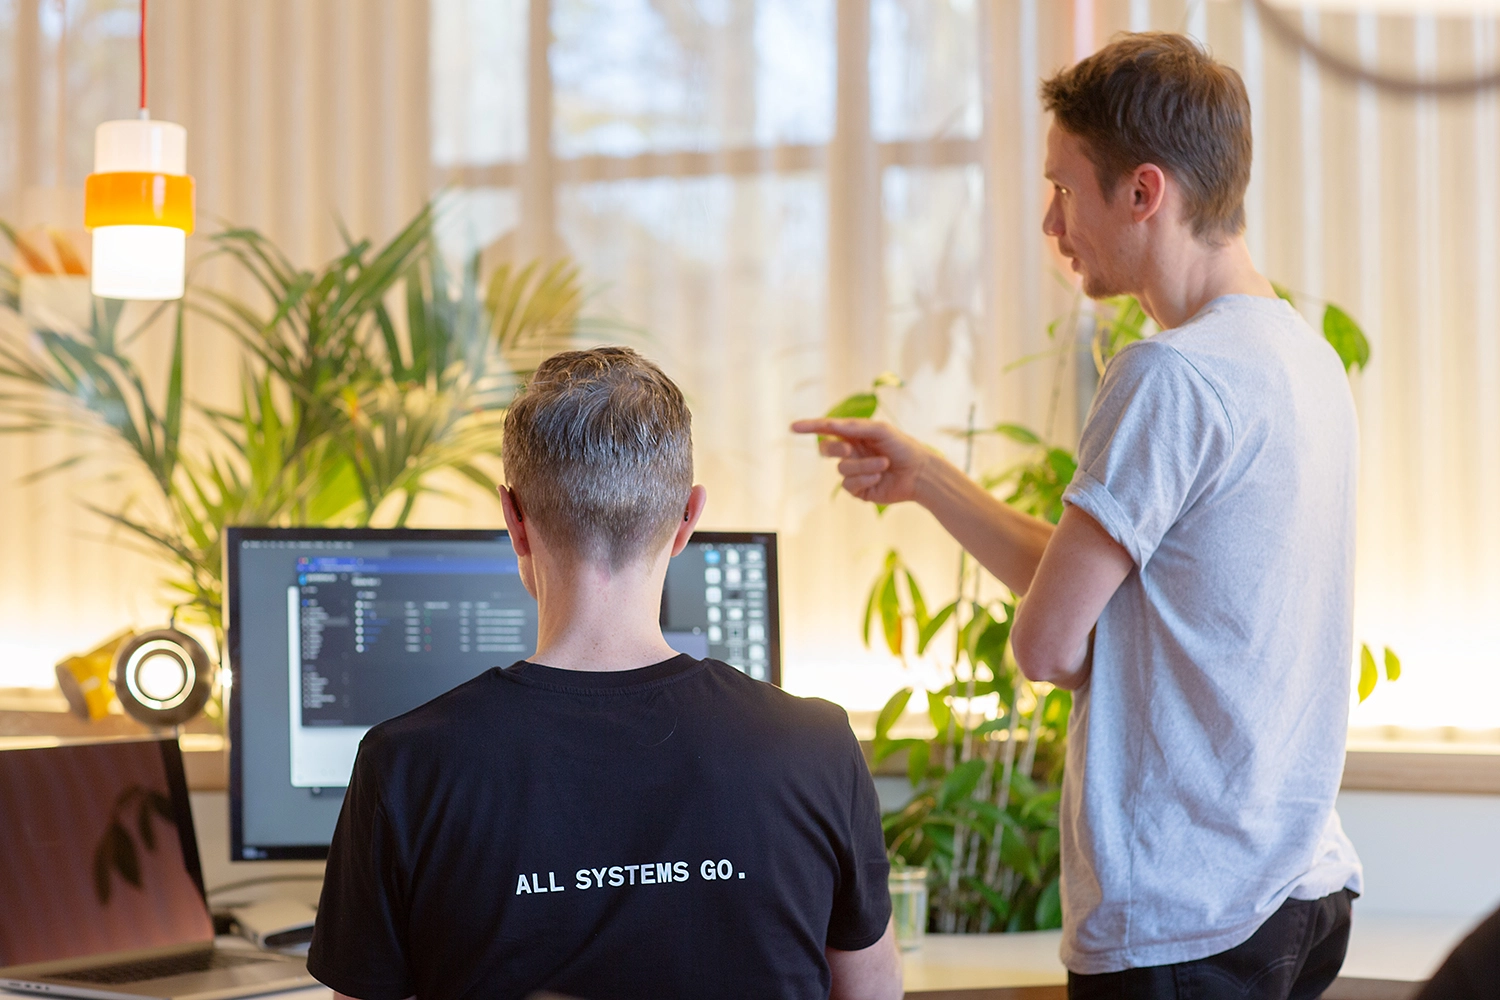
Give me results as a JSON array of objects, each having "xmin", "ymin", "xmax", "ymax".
[
  {"xmin": 496, "ymin": 653, "xmax": 705, "ymax": 693},
  {"xmin": 1197, "ymin": 292, "xmax": 1296, "ymax": 318}
]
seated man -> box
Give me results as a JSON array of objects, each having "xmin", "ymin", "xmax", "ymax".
[{"xmin": 307, "ymin": 346, "xmax": 901, "ymax": 1000}]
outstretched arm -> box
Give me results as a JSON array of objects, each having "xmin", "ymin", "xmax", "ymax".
[
  {"xmin": 793, "ymin": 418, "xmax": 1134, "ymax": 688},
  {"xmin": 791, "ymin": 417, "xmax": 1055, "ymax": 595}
]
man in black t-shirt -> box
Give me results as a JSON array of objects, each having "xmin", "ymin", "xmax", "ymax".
[{"xmin": 308, "ymin": 347, "xmax": 901, "ymax": 1000}]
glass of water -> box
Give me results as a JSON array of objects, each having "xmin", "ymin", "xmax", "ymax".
[{"xmin": 888, "ymin": 865, "xmax": 929, "ymax": 950}]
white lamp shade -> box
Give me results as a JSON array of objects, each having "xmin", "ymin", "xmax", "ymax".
[
  {"xmin": 94, "ymin": 119, "xmax": 187, "ymax": 174},
  {"xmin": 91, "ymin": 226, "xmax": 186, "ymax": 300}
]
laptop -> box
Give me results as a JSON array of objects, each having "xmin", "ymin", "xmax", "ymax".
[{"xmin": 0, "ymin": 737, "xmax": 316, "ymax": 1000}]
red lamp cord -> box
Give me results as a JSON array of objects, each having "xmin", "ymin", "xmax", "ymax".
[{"xmin": 138, "ymin": 0, "xmax": 148, "ymax": 114}]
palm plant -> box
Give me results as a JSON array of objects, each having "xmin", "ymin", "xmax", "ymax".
[{"xmin": 0, "ymin": 204, "xmax": 588, "ymax": 666}]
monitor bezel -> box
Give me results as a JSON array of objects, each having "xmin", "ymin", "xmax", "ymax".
[{"xmin": 225, "ymin": 525, "xmax": 781, "ymax": 862}]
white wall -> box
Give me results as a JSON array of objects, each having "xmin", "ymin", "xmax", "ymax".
[{"xmin": 1337, "ymin": 790, "xmax": 1500, "ymax": 920}]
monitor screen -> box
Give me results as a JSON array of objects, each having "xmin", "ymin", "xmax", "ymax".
[{"xmin": 226, "ymin": 527, "xmax": 779, "ymax": 861}]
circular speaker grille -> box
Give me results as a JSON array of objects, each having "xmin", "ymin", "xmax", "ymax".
[{"xmin": 113, "ymin": 628, "xmax": 214, "ymax": 726}]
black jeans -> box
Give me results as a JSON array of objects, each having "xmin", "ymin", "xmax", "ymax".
[{"xmin": 1067, "ymin": 890, "xmax": 1355, "ymax": 1000}]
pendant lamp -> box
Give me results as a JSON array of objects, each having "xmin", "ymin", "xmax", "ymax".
[{"xmin": 84, "ymin": 0, "xmax": 194, "ymax": 300}]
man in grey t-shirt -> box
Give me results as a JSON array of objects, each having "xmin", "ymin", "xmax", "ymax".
[{"xmin": 795, "ymin": 32, "xmax": 1362, "ymax": 999}]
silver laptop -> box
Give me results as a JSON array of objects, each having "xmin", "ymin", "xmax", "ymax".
[{"xmin": 0, "ymin": 738, "xmax": 315, "ymax": 1000}]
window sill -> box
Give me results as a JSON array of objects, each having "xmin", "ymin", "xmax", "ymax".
[
  {"xmin": 850, "ymin": 712, "xmax": 1500, "ymax": 796},
  {"xmin": 0, "ymin": 689, "xmax": 227, "ymax": 791},
  {"xmin": 5, "ymin": 696, "xmax": 1498, "ymax": 797}
]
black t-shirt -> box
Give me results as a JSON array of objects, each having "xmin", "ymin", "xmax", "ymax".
[{"xmin": 307, "ymin": 655, "xmax": 891, "ymax": 1000}]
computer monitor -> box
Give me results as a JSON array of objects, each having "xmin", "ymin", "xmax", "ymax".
[{"xmin": 226, "ymin": 526, "xmax": 780, "ymax": 861}]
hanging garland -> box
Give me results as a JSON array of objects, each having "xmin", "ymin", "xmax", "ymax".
[{"xmin": 1251, "ymin": 0, "xmax": 1500, "ymax": 97}]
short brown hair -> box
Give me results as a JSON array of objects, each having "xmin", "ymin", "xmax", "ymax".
[
  {"xmin": 1041, "ymin": 32, "xmax": 1252, "ymax": 242},
  {"xmin": 502, "ymin": 347, "xmax": 692, "ymax": 567}
]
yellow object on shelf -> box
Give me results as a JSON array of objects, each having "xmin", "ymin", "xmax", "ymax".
[{"xmin": 54, "ymin": 629, "xmax": 133, "ymax": 721}]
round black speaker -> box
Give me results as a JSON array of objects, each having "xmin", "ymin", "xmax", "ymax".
[{"xmin": 112, "ymin": 628, "xmax": 215, "ymax": 727}]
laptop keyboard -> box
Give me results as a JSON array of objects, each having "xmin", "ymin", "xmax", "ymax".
[{"xmin": 58, "ymin": 950, "xmax": 270, "ymax": 985}]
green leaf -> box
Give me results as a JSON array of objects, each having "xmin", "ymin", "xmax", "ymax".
[
  {"xmin": 938, "ymin": 759, "xmax": 986, "ymax": 809},
  {"xmin": 878, "ymin": 568, "xmax": 903, "ymax": 657},
  {"xmin": 875, "ymin": 688, "xmax": 914, "ymax": 741},
  {"xmin": 874, "ymin": 737, "xmax": 926, "ymax": 766},
  {"xmin": 1272, "ymin": 282, "xmax": 1296, "ymax": 305},
  {"xmin": 1034, "ymin": 877, "xmax": 1063, "ymax": 929},
  {"xmin": 1323, "ymin": 304, "xmax": 1371, "ymax": 373},
  {"xmin": 927, "ymin": 689, "xmax": 952, "ymax": 735},
  {"xmin": 974, "ymin": 715, "xmax": 1013, "ymax": 737},
  {"xmin": 872, "ymin": 372, "xmax": 903, "ymax": 389},
  {"xmin": 1043, "ymin": 688, "xmax": 1072, "ymax": 726},
  {"xmin": 972, "ymin": 615, "xmax": 1012, "ymax": 675},
  {"xmin": 1020, "ymin": 789, "xmax": 1062, "ymax": 826},
  {"xmin": 902, "ymin": 569, "xmax": 930, "ymax": 632},
  {"xmin": 965, "ymin": 876, "xmax": 1011, "ymax": 924},
  {"xmin": 1000, "ymin": 825, "xmax": 1040, "ymax": 884},
  {"xmin": 1384, "ymin": 647, "xmax": 1402, "ymax": 682},
  {"xmin": 906, "ymin": 741, "xmax": 930, "ymax": 787},
  {"xmin": 861, "ymin": 575, "xmax": 880, "ymax": 649},
  {"xmin": 916, "ymin": 602, "xmax": 956, "ymax": 655},
  {"xmin": 1358, "ymin": 644, "xmax": 1378, "ymax": 702},
  {"xmin": 992, "ymin": 423, "xmax": 1041, "ymax": 445},
  {"xmin": 1037, "ymin": 828, "xmax": 1061, "ymax": 870},
  {"xmin": 825, "ymin": 392, "xmax": 878, "ymax": 420},
  {"xmin": 920, "ymin": 822, "xmax": 955, "ymax": 859}
]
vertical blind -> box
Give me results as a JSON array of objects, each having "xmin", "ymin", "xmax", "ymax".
[{"xmin": 2, "ymin": 0, "xmax": 1497, "ymax": 734}]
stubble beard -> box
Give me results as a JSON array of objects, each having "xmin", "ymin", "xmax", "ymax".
[{"xmin": 1080, "ymin": 269, "xmax": 1123, "ymax": 300}]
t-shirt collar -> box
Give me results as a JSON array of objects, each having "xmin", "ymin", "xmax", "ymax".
[{"xmin": 499, "ymin": 653, "xmax": 703, "ymax": 692}]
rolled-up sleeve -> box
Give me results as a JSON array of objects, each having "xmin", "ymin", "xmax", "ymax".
[{"xmin": 1063, "ymin": 341, "xmax": 1233, "ymax": 568}]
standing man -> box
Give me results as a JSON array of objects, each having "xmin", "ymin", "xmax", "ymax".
[{"xmin": 795, "ymin": 33, "xmax": 1362, "ymax": 998}]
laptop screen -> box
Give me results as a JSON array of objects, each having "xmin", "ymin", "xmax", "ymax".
[{"xmin": 0, "ymin": 740, "xmax": 212, "ymax": 968}]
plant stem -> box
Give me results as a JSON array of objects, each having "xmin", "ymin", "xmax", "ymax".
[{"xmin": 940, "ymin": 403, "xmax": 980, "ymax": 931}]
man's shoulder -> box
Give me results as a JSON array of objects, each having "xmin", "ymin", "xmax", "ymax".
[
  {"xmin": 360, "ymin": 668, "xmax": 503, "ymax": 756},
  {"xmin": 697, "ymin": 657, "xmax": 839, "ymax": 715}
]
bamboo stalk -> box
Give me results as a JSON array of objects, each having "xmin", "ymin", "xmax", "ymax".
[{"xmin": 938, "ymin": 404, "xmax": 979, "ymax": 932}]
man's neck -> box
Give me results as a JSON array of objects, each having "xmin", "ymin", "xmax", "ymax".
[
  {"xmin": 527, "ymin": 553, "xmax": 679, "ymax": 672},
  {"xmin": 1135, "ymin": 233, "xmax": 1275, "ymax": 329}
]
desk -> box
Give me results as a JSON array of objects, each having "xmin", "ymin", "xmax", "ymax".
[
  {"xmin": 7, "ymin": 913, "xmax": 1465, "ymax": 1000},
  {"xmin": 897, "ymin": 912, "xmax": 1470, "ymax": 998}
]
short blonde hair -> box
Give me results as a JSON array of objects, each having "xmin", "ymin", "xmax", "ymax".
[{"xmin": 502, "ymin": 347, "xmax": 692, "ymax": 567}]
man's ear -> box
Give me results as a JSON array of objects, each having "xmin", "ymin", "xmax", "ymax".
[
  {"xmin": 1129, "ymin": 162, "xmax": 1168, "ymax": 224},
  {"xmin": 670, "ymin": 485, "xmax": 709, "ymax": 557},
  {"xmin": 498, "ymin": 485, "xmax": 532, "ymax": 557}
]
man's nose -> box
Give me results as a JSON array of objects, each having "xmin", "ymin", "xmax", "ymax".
[{"xmin": 1042, "ymin": 198, "xmax": 1063, "ymax": 237}]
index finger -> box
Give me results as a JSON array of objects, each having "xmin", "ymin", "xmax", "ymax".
[{"xmin": 790, "ymin": 417, "xmax": 889, "ymax": 439}]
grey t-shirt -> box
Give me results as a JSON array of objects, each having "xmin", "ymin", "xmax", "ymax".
[{"xmin": 1058, "ymin": 294, "xmax": 1363, "ymax": 974}]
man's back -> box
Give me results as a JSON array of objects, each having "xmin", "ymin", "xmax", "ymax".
[
  {"xmin": 307, "ymin": 654, "xmax": 891, "ymax": 1000},
  {"xmin": 1060, "ymin": 294, "xmax": 1364, "ymax": 972}
]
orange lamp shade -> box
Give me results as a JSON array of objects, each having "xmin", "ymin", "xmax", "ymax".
[{"xmin": 84, "ymin": 172, "xmax": 195, "ymax": 234}]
